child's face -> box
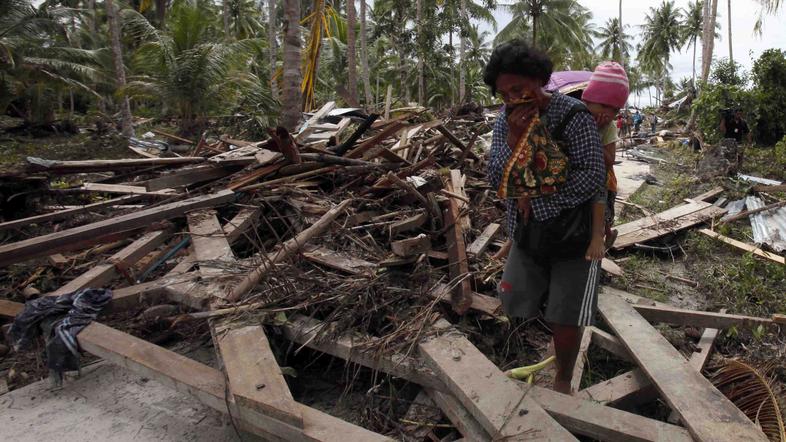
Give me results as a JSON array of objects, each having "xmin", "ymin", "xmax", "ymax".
[{"xmin": 585, "ymin": 102, "xmax": 618, "ymax": 128}]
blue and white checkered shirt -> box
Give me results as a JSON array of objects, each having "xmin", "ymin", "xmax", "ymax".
[{"xmin": 487, "ymin": 93, "xmax": 605, "ymax": 236}]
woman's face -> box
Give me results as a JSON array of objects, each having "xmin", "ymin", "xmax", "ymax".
[{"xmin": 495, "ymin": 73, "xmax": 543, "ymax": 108}]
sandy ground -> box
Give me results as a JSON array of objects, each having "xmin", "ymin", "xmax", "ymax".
[
  {"xmin": 0, "ymin": 361, "xmax": 260, "ymax": 442},
  {"xmin": 614, "ymin": 151, "xmax": 651, "ymax": 201}
]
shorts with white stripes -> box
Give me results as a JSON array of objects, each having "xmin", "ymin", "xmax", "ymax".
[{"xmin": 497, "ymin": 242, "xmax": 601, "ymax": 326}]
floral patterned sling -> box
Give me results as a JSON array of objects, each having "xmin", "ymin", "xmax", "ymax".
[{"xmin": 497, "ymin": 104, "xmax": 569, "ymax": 199}]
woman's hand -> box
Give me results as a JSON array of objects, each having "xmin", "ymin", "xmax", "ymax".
[
  {"xmin": 506, "ymin": 105, "xmax": 537, "ymax": 148},
  {"xmin": 585, "ymin": 237, "xmax": 605, "ymax": 261}
]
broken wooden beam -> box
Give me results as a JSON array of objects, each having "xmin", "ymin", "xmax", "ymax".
[
  {"xmin": 448, "ymin": 170, "xmax": 471, "ymax": 230},
  {"xmin": 418, "ymin": 323, "xmax": 577, "ymax": 440},
  {"xmin": 143, "ymin": 165, "xmax": 235, "ymax": 191},
  {"xmin": 388, "ymin": 212, "xmax": 427, "ymax": 236},
  {"xmin": 0, "ymin": 195, "xmax": 143, "ymax": 232},
  {"xmin": 385, "ymin": 172, "xmax": 441, "ymax": 223},
  {"xmin": 426, "ymin": 388, "xmax": 490, "ymax": 442},
  {"xmin": 227, "ymin": 200, "xmax": 351, "ymax": 302},
  {"xmin": 429, "ymin": 283, "xmax": 501, "ymax": 317},
  {"xmin": 613, "ymin": 200, "xmax": 726, "ymax": 250},
  {"xmin": 26, "ymin": 156, "xmax": 204, "ymax": 174},
  {"xmin": 81, "ymin": 183, "xmax": 178, "ymax": 196},
  {"xmin": 699, "ymin": 229, "xmax": 785, "ymax": 264},
  {"xmin": 50, "ymin": 228, "xmax": 174, "ymax": 297},
  {"xmin": 466, "ymin": 223, "xmax": 500, "ymax": 256},
  {"xmin": 188, "ymin": 210, "xmax": 236, "ymax": 281},
  {"xmin": 346, "ymin": 122, "xmax": 404, "ymax": 159},
  {"xmin": 570, "ymin": 327, "xmax": 593, "ymax": 393},
  {"xmin": 443, "ymin": 198, "xmax": 473, "ymax": 315},
  {"xmin": 301, "ymin": 245, "xmax": 376, "ymax": 276},
  {"xmin": 717, "ymin": 200, "xmax": 786, "ymax": 225},
  {"xmin": 598, "ymin": 293, "xmax": 768, "ymax": 442},
  {"xmin": 0, "ymin": 190, "xmax": 235, "ymax": 268},
  {"xmin": 390, "ymin": 234, "xmax": 431, "ymax": 257},
  {"xmin": 214, "ymin": 324, "xmax": 303, "ymax": 428},
  {"xmin": 223, "ymin": 207, "xmax": 262, "ymax": 244}
]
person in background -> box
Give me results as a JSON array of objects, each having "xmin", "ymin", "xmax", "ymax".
[
  {"xmin": 616, "ymin": 113, "xmax": 624, "ymax": 135},
  {"xmin": 632, "ymin": 110, "xmax": 642, "ymax": 133},
  {"xmin": 720, "ymin": 109, "xmax": 752, "ymax": 144},
  {"xmin": 650, "ymin": 113, "xmax": 658, "ymax": 133},
  {"xmin": 484, "ymin": 39, "xmax": 606, "ymax": 394},
  {"xmin": 581, "ymin": 62, "xmax": 629, "ymax": 252}
]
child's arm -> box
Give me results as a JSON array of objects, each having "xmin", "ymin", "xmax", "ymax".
[
  {"xmin": 602, "ymin": 142, "xmax": 616, "ymax": 171},
  {"xmin": 586, "ymin": 201, "xmax": 606, "ymax": 261}
]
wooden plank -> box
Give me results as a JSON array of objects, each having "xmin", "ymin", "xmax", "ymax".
[
  {"xmin": 0, "ymin": 190, "xmax": 234, "ymax": 267},
  {"xmin": 752, "ymin": 184, "xmax": 786, "ymax": 192},
  {"xmin": 0, "ymin": 299, "xmax": 24, "ymax": 317},
  {"xmin": 72, "ymin": 321, "xmax": 392, "ymax": 441},
  {"xmin": 632, "ymin": 302, "xmax": 774, "ymax": 329},
  {"xmin": 449, "ymin": 170, "xmax": 471, "ymax": 230},
  {"xmin": 614, "ymin": 205, "xmax": 726, "ymax": 249},
  {"xmin": 296, "ymin": 101, "xmax": 336, "ymax": 142},
  {"xmin": 467, "ymin": 223, "xmax": 500, "ymax": 256},
  {"xmin": 302, "ymin": 245, "xmax": 376, "ymax": 276},
  {"xmin": 598, "ymin": 293, "xmax": 767, "ymax": 442},
  {"xmin": 0, "ymin": 195, "xmax": 142, "ymax": 232},
  {"xmin": 215, "ymin": 324, "xmax": 303, "ymax": 428},
  {"xmin": 685, "ymin": 186, "xmax": 724, "ymax": 203},
  {"xmin": 50, "ymin": 228, "xmax": 173, "ymax": 297},
  {"xmin": 390, "ymin": 235, "xmax": 431, "ymax": 257},
  {"xmin": 576, "ymin": 368, "xmax": 655, "ymax": 406},
  {"xmin": 429, "ymin": 283, "xmax": 502, "ymax": 317},
  {"xmin": 699, "ymin": 229, "xmax": 786, "ymax": 264},
  {"xmin": 388, "ymin": 212, "xmax": 427, "ymax": 236},
  {"xmin": 223, "ymin": 207, "xmax": 261, "ymax": 244},
  {"xmin": 249, "ymin": 311, "xmax": 694, "ymax": 442},
  {"xmin": 601, "ymin": 258, "xmax": 625, "ymax": 277},
  {"xmin": 443, "ymin": 197, "xmax": 472, "ymax": 315},
  {"xmin": 187, "ymin": 210, "xmax": 236, "ymax": 302},
  {"xmin": 346, "ymin": 122, "xmax": 405, "ymax": 159},
  {"xmin": 615, "ymin": 201, "xmax": 712, "ymax": 237},
  {"xmin": 26, "ymin": 156, "xmax": 204, "ymax": 173},
  {"xmin": 588, "ymin": 327, "xmax": 632, "ymax": 361},
  {"xmin": 143, "ymin": 165, "xmax": 233, "ymax": 191},
  {"xmin": 426, "ymin": 389, "xmax": 491, "ymax": 442},
  {"xmin": 419, "ymin": 324, "xmax": 577, "ymax": 441},
  {"xmin": 82, "ymin": 182, "xmax": 177, "ymax": 196},
  {"xmin": 47, "ymin": 253, "xmax": 68, "ymax": 268},
  {"xmin": 570, "ymin": 327, "xmax": 593, "ymax": 393}
]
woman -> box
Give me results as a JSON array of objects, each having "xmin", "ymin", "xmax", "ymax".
[{"xmin": 484, "ymin": 40, "xmax": 606, "ymax": 394}]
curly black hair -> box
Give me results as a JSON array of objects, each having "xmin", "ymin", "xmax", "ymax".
[{"xmin": 483, "ymin": 39, "xmax": 554, "ymax": 96}]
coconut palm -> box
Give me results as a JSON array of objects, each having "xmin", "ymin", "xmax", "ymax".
[
  {"xmin": 106, "ymin": 0, "xmax": 134, "ymax": 136},
  {"xmin": 637, "ymin": 1, "xmax": 685, "ymax": 104},
  {"xmin": 682, "ymin": 0, "xmax": 703, "ymax": 86},
  {"xmin": 0, "ymin": 0, "xmax": 103, "ymax": 124},
  {"xmin": 596, "ymin": 17, "xmax": 632, "ymax": 63},
  {"xmin": 281, "ymin": 0, "xmax": 301, "ymax": 130},
  {"xmin": 225, "ymin": 0, "xmax": 264, "ymax": 40},
  {"xmin": 753, "ymin": 0, "xmax": 783, "ymax": 34},
  {"xmin": 121, "ymin": 0, "xmax": 269, "ymax": 134},
  {"xmin": 359, "ymin": 0, "xmax": 373, "ymax": 107},
  {"xmin": 346, "ymin": 0, "xmax": 358, "ymax": 105}
]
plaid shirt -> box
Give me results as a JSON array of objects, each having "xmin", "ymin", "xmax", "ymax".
[{"xmin": 487, "ymin": 93, "xmax": 605, "ymax": 236}]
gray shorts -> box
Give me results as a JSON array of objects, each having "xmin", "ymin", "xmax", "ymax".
[{"xmin": 498, "ymin": 242, "xmax": 601, "ymax": 326}]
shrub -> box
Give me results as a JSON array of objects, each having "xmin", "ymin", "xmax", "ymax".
[
  {"xmin": 751, "ymin": 49, "xmax": 786, "ymax": 145},
  {"xmin": 692, "ymin": 82, "xmax": 755, "ymax": 145}
]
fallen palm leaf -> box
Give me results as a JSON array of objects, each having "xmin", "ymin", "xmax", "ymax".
[{"xmin": 709, "ymin": 359, "xmax": 785, "ymax": 441}]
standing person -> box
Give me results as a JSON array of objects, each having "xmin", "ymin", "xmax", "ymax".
[
  {"xmin": 484, "ymin": 39, "xmax": 606, "ymax": 394},
  {"xmin": 632, "ymin": 110, "xmax": 642, "ymax": 133},
  {"xmin": 650, "ymin": 114, "xmax": 658, "ymax": 133},
  {"xmin": 581, "ymin": 62, "xmax": 630, "ymax": 250},
  {"xmin": 720, "ymin": 109, "xmax": 752, "ymax": 144}
]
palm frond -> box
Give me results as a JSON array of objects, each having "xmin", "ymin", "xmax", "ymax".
[{"xmin": 709, "ymin": 359, "xmax": 786, "ymax": 441}]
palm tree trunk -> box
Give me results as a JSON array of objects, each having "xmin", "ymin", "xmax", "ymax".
[
  {"xmin": 449, "ymin": 29, "xmax": 455, "ymax": 105},
  {"xmin": 268, "ymin": 0, "xmax": 278, "ymax": 98},
  {"xmin": 155, "ymin": 0, "xmax": 166, "ymax": 27},
  {"xmin": 532, "ymin": 15, "xmax": 538, "ymax": 45},
  {"xmin": 692, "ymin": 38, "xmax": 697, "ymax": 86},
  {"xmin": 105, "ymin": 0, "xmax": 134, "ymax": 137},
  {"xmin": 416, "ymin": 0, "xmax": 424, "ymax": 105},
  {"xmin": 458, "ymin": 0, "xmax": 467, "ymax": 104},
  {"xmin": 359, "ymin": 0, "xmax": 373, "ymax": 109},
  {"xmin": 281, "ymin": 0, "xmax": 302, "ymax": 131},
  {"xmin": 346, "ymin": 0, "xmax": 358, "ymax": 106},
  {"xmin": 619, "ymin": 0, "xmax": 623, "ymax": 64},
  {"xmin": 727, "ymin": 0, "xmax": 733, "ymax": 65},
  {"xmin": 223, "ymin": 0, "xmax": 231, "ymax": 39},
  {"xmin": 701, "ymin": 0, "xmax": 719, "ymax": 83}
]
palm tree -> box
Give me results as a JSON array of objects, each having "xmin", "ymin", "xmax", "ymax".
[
  {"xmin": 638, "ymin": 1, "xmax": 685, "ymax": 105},
  {"xmin": 682, "ymin": 0, "xmax": 703, "ymax": 86},
  {"xmin": 281, "ymin": 0, "xmax": 301, "ymax": 130},
  {"xmin": 753, "ymin": 0, "xmax": 783, "ymax": 34},
  {"xmin": 122, "ymin": 0, "xmax": 269, "ymax": 134},
  {"xmin": 596, "ymin": 17, "xmax": 632, "ymax": 63},
  {"xmin": 700, "ymin": 0, "xmax": 719, "ymax": 84},
  {"xmin": 346, "ymin": 0, "xmax": 358, "ymax": 106},
  {"xmin": 726, "ymin": 0, "xmax": 732, "ymax": 65},
  {"xmin": 497, "ymin": 0, "xmax": 586, "ymax": 47},
  {"xmin": 359, "ymin": 0, "xmax": 373, "ymax": 108},
  {"xmin": 267, "ymin": 0, "xmax": 277, "ymax": 97},
  {"xmin": 226, "ymin": 0, "xmax": 264, "ymax": 40},
  {"xmin": 105, "ymin": 0, "xmax": 134, "ymax": 137}
]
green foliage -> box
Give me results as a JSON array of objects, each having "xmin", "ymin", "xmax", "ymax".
[
  {"xmin": 711, "ymin": 58, "xmax": 748, "ymax": 86},
  {"xmin": 692, "ymin": 78, "xmax": 755, "ymax": 145},
  {"xmin": 751, "ymin": 49, "xmax": 786, "ymax": 145}
]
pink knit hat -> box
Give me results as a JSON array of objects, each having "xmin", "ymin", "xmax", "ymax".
[{"xmin": 582, "ymin": 62, "xmax": 629, "ymax": 109}]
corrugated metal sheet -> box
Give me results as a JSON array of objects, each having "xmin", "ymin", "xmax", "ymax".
[
  {"xmin": 738, "ymin": 174, "xmax": 782, "ymax": 186},
  {"xmin": 746, "ymin": 196, "xmax": 786, "ymax": 252},
  {"xmin": 721, "ymin": 199, "xmax": 746, "ymax": 221}
]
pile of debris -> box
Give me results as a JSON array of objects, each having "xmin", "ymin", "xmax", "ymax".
[{"xmin": 0, "ymin": 102, "xmax": 783, "ymax": 441}]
